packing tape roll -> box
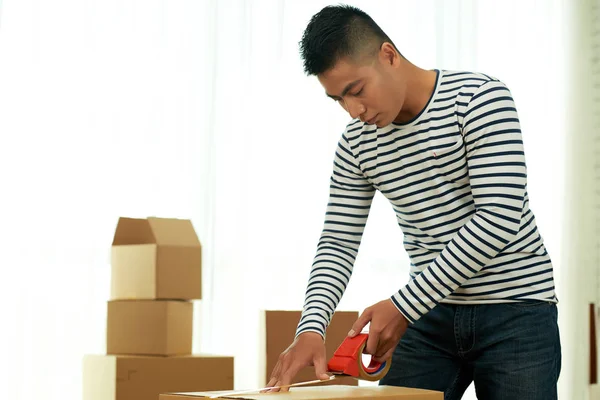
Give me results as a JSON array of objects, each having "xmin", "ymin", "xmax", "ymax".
[
  {"xmin": 354, "ymin": 340, "xmax": 392, "ymax": 381},
  {"xmin": 327, "ymin": 333, "xmax": 392, "ymax": 382}
]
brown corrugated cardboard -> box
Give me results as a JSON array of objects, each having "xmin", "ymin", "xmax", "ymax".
[
  {"xmin": 260, "ymin": 310, "xmax": 359, "ymax": 388},
  {"xmin": 107, "ymin": 300, "xmax": 193, "ymax": 356},
  {"xmin": 83, "ymin": 354, "xmax": 234, "ymax": 400},
  {"xmin": 158, "ymin": 385, "xmax": 443, "ymax": 399},
  {"xmin": 111, "ymin": 216, "xmax": 202, "ymax": 300}
]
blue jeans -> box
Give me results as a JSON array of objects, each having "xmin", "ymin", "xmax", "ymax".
[{"xmin": 379, "ymin": 302, "xmax": 561, "ymax": 400}]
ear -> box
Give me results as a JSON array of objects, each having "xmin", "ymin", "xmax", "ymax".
[{"xmin": 379, "ymin": 42, "xmax": 399, "ymax": 67}]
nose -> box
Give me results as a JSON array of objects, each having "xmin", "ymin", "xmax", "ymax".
[{"xmin": 345, "ymin": 98, "xmax": 366, "ymax": 120}]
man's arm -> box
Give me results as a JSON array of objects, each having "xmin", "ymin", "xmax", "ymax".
[
  {"xmin": 295, "ymin": 130, "xmax": 376, "ymax": 338},
  {"xmin": 392, "ymin": 80, "xmax": 527, "ymax": 323}
]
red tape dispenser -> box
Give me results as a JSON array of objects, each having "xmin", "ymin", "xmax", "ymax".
[{"xmin": 327, "ymin": 333, "xmax": 392, "ymax": 381}]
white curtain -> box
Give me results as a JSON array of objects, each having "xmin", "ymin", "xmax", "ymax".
[{"xmin": 0, "ymin": 1, "xmax": 570, "ymax": 399}]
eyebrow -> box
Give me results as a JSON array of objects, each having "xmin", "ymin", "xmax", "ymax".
[{"xmin": 326, "ymin": 79, "xmax": 362, "ymax": 100}]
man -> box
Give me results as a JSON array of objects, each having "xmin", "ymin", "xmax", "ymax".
[{"xmin": 267, "ymin": 4, "xmax": 561, "ymax": 400}]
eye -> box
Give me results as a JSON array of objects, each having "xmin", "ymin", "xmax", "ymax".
[{"xmin": 353, "ymin": 87, "xmax": 364, "ymax": 96}]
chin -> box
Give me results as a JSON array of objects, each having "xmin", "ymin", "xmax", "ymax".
[{"xmin": 375, "ymin": 117, "xmax": 390, "ymax": 128}]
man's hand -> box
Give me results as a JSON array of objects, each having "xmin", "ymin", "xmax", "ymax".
[
  {"xmin": 348, "ymin": 299, "xmax": 408, "ymax": 363},
  {"xmin": 263, "ymin": 332, "xmax": 330, "ymax": 392}
]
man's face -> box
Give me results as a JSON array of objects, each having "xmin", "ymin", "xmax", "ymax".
[{"xmin": 317, "ymin": 46, "xmax": 406, "ymax": 128}]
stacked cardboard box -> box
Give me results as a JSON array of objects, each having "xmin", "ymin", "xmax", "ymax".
[{"xmin": 83, "ymin": 217, "xmax": 234, "ymax": 400}]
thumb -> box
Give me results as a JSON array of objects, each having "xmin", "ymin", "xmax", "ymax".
[
  {"xmin": 313, "ymin": 351, "xmax": 330, "ymax": 380},
  {"xmin": 348, "ymin": 309, "xmax": 371, "ymax": 337}
]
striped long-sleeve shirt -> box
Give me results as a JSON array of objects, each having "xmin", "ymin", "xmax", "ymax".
[{"xmin": 296, "ymin": 70, "xmax": 557, "ymax": 338}]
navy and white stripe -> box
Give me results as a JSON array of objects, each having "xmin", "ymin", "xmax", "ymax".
[{"xmin": 296, "ymin": 70, "xmax": 557, "ymax": 338}]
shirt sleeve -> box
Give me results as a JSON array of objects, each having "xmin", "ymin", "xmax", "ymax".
[
  {"xmin": 295, "ymin": 132, "xmax": 376, "ymax": 338},
  {"xmin": 391, "ymin": 80, "xmax": 527, "ymax": 324}
]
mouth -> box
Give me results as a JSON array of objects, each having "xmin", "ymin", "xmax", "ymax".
[{"xmin": 366, "ymin": 114, "xmax": 378, "ymax": 125}]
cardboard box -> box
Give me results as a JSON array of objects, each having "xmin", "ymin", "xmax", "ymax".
[
  {"xmin": 83, "ymin": 354, "xmax": 234, "ymax": 400},
  {"xmin": 158, "ymin": 385, "xmax": 443, "ymax": 399},
  {"xmin": 260, "ymin": 310, "xmax": 359, "ymax": 387},
  {"xmin": 111, "ymin": 216, "xmax": 202, "ymax": 300},
  {"xmin": 107, "ymin": 300, "xmax": 193, "ymax": 356}
]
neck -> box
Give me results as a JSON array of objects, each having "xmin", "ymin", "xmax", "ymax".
[{"xmin": 393, "ymin": 62, "xmax": 437, "ymax": 124}]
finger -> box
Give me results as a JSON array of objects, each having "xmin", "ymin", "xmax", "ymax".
[
  {"xmin": 278, "ymin": 361, "xmax": 304, "ymax": 392},
  {"xmin": 270, "ymin": 361, "xmax": 282, "ymax": 382},
  {"xmin": 263, "ymin": 361, "xmax": 282, "ymax": 390},
  {"xmin": 348, "ymin": 309, "xmax": 371, "ymax": 337},
  {"xmin": 365, "ymin": 330, "xmax": 380, "ymax": 355},
  {"xmin": 313, "ymin": 350, "xmax": 330, "ymax": 380},
  {"xmin": 262, "ymin": 357, "xmax": 286, "ymax": 393},
  {"xmin": 277, "ymin": 376, "xmax": 293, "ymax": 392},
  {"xmin": 262, "ymin": 376, "xmax": 278, "ymax": 393},
  {"xmin": 261, "ymin": 378, "xmax": 277, "ymax": 393},
  {"xmin": 264, "ymin": 380, "xmax": 282, "ymax": 393},
  {"xmin": 373, "ymin": 345, "xmax": 396, "ymax": 364},
  {"xmin": 373, "ymin": 332, "xmax": 394, "ymax": 358},
  {"xmin": 373, "ymin": 340, "xmax": 393, "ymax": 362}
]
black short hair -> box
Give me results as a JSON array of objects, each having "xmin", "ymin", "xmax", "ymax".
[{"xmin": 299, "ymin": 4, "xmax": 397, "ymax": 76}]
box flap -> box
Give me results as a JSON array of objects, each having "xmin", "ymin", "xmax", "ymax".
[
  {"xmin": 148, "ymin": 217, "xmax": 201, "ymax": 247},
  {"xmin": 161, "ymin": 385, "xmax": 443, "ymax": 399},
  {"xmin": 112, "ymin": 217, "xmax": 201, "ymax": 246},
  {"xmin": 112, "ymin": 217, "xmax": 156, "ymax": 245}
]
